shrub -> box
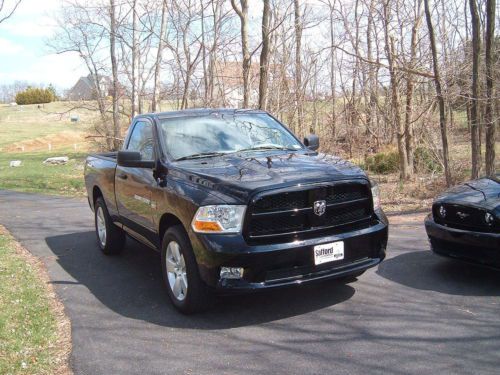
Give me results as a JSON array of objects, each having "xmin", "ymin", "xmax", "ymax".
[
  {"xmin": 414, "ymin": 147, "xmax": 442, "ymax": 173},
  {"xmin": 363, "ymin": 147, "xmax": 442, "ymax": 174},
  {"xmin": 15, "ymin": 87, "xmax": 55, "ymax": 105},
  {"xmin": 364, "ymin": 150, "xmax": 400, "ymax": 174}
]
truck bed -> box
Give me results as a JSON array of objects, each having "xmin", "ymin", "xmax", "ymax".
[
  {"xmin": 88, "ymin": 152, "xmax": 118, "ymax": 161},
  {"xmin": 84, "ymin": 152, "xmax": 119, "ymax": 214}
]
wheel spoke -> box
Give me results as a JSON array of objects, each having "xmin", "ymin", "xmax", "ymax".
[
  {"xmin": 180, "ymin": 274, "xmax": 188, "ymax": 295},
  {"xmin": 172, "ymin": 276, "xmax": 181, "ymax": 298},
  {"xmin": 171, "ymin": 243, "xmax": 181, "ymax": 263},
  {"xmin": 166, "ymin": 257, "xmax": 176, "ymax": 273}
]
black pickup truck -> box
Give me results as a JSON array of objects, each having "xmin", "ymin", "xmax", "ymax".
[{"xmin": 84, "ymin": 109, "xmax": 388, "ymax": 313}]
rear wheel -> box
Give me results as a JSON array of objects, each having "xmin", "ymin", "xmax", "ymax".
[
  {"xmin": 161, "ymin": 225, "xmax": 212, "ymax": 314},
  {"xmin": 94, "ymin": 197, "xmax": 125, "ymax": 255}
]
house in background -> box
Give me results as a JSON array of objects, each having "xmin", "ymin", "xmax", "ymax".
[
  {"xmin": 66, "ymin": 74, "xmax": 112, "ymax": 101},
  {"xmin": 213, "ymin": 61, "xmax": 260, "ymax": 107}
]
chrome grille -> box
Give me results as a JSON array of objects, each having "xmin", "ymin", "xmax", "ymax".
[{"xmin": 245, "ymin": 181, "xmax": 374, "ymax": 243}]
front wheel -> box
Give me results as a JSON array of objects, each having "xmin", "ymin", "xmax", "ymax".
[
  {"xmin": 161, "ymin": 226, "xmax": 212, "ymax": 314},
  {"xmin": 94, "ymin": 197, "xmax": 125, "ymax": 255}
]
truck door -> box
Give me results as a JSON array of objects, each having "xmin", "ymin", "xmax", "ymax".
[{"xmin": 115, "ymin": 119, "xmax": 157, "ymax": 234}]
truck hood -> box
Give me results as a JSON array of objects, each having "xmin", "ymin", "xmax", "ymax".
[
  {"xmin": 435, "ymin": 177, "xmax": 500, "ymax": 211},
  {"xmin": 170, "ymin": 151, "xmax": 368, "ymax": 202}
]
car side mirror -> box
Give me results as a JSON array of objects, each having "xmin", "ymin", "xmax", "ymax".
[
  {"xmin": 117, "ymin": 151, "xmax": 155, "ymax": 168},
  {"xmin": 303, "ymin": 134, "xmax": 319, "ymax": 151}
]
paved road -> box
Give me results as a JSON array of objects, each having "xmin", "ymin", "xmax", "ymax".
[{"xmin": 0, "ymin": 190, "xmax": 499, "ymax": 375}]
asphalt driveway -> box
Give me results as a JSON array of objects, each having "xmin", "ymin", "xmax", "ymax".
[{"xmin": 0, "ymin": 190, "xmax": 499, "ymax": 375}]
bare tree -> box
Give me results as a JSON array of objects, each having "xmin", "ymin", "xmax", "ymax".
[
  {"xmin": 294, "ymin": 0, "xmax": 304, "ymax": 132},
  {"xmin": 322, "ymin": 0, "xmax": 338, "ymax": 138},
  {"xmin": 167, "ymin": 0, "xmax": 204, "ymax": 109},
  {"xmin": 152, "ymin": 0, "xmax": 168, "ymax": 112},
  {"xmin": 231, "ymin": 0, "xmax": 250, "ymax": 108},
  {"xmin": 469, "ymin": 0, "xmax": 481, "ymax": 179},
  {"xmin": 0, "ymin": 0, "xmax": 22, "ymax": 24},
  {"xmin": 131, "ymin": 0, "xmax": 139, "ymax": 117},
  {"xmin": 51, "ymin": 2, "xmax": 116, "ymax": 149},
  {"xmin": 403, "ymin": 0, "xmax": 423, "ymax": 176},
  {"xmin": 258, "ymin": 0, "xmax": 271, "ymax": 110},
  {"xmin": 424, "ymin": 0, "xmax": 452, "ymax": 186},
  {"xmin": 383, "ymin": 0, "xmax": 409, "ymax": 180},
  {"xmin": 484, "ymin": 0, "xmax": 496, "ymax": 176},
  {"xmin": 109, "ymin": 0, "xmax": 121, "ymax": 150}
]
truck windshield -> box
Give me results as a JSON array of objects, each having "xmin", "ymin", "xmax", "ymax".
[{"xmin": 159, "ymin": 113, "xmax": 303, "ymax": 161}]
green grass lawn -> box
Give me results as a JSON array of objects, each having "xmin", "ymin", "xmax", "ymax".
[
  {"xmin": 0, "ymin": 228, "xmax": 68, "ymax": 374},
  {"xmin": 0, "ymin": 102, "xmax": 94, "ymax": 150},
  {"xmin": 0, "ymin": 151, "xmax": 87, "ymax": 196}
]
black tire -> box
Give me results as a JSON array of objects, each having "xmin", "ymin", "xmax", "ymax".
[
  {"xmin": 161, "ymin": 225, "xmax": 212, "ymax": 314},
  {"xmin": 94, "ymin": 197, "xmax": 126, "ymax": 255}
]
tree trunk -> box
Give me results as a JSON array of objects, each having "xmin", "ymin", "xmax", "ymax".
[
  {"xmin": 484, "ymin": 0, "xmax": 496, "ymax": 176},
  {"xmin": 231, "ymin": 0, "xmax": 250, "ymax": 108},
  {"xmin": 366, "ymin": 0, "xmax": 376, "ymax": 142},
  {"xmin": 258, "ymin": 0, "xmax": 271, "ymax": 110},
  {"xmin": 383, "ymin": 1, "xmax": 409, "ymax": 180},
  {"xmin": 131, "ymin": 0, "xmax": 139, "ymax": 118},
  {"xmin": 294, "ymin": 0, "xmax": 303, "ymax": 133},
  {"xmin": 109, "ymin": 0, "xmax": 120, "ymax": 150},
  {"xmin": 424, "ymin": 0, "xmax": 452, "ymax": 186},
  {"xmin": 208, "ymin": 1, "xmax": 222, "ymax": 106},
  {"xmin": 152, "ymin": 0, "xmax": 167, "ymax": 113},
  {"xmin": 404, "ymin": 0, "xmax": 422, "ymax": 176},
  {"xmin": 328, "ymin": 1, "xmax": 337, "ymax": 138},
  {"xmin": 201, "ymin": 2, "xmax": 208, "ymax": 106},
  {"xmin": 469, "ymin": 0, "xmax": 481, "ymax": 178}
]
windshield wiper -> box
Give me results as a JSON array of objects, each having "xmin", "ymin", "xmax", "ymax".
[
  {"xmin": 234, "ymin": 145, "xmax": 298, "ymax": 153},
  {"xmin": 175, "ymin": 152, "xmax": 228, "ymax": 161}
]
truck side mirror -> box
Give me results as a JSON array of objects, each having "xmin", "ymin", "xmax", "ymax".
[
  {"xmin": 303, "ymin": 134, "xmax": 319, "ymax": 151},
  {"xmin": 117, "ymin": 151, "xmax": 155, "ymax": 168}
]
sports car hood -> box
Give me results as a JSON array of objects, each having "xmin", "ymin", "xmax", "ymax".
[
  {"xmin": 435, "ymin": 177, "xmax": 500, "ymax": 211},
  {"xmin": 170, "ymin": 151, "xmax": 368, "ymax": 202}
]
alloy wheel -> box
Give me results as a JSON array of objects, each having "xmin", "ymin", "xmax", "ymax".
[{"xmin": 166, "ymin": 241, "xmax": 188, "ymax": 301}]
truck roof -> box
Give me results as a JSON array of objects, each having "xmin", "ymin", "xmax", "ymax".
[{"xmin": 135, "ymin": 108, "xmax": 268, "ymax": 121}]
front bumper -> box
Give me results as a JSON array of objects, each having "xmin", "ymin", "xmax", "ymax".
[
  {"xmin": 425, "ymin": 214, "xmax": 500, "ymax": 268},
  {"xmin": 190, "ymin": 213, "xmax": 388, "ymax": 291}
]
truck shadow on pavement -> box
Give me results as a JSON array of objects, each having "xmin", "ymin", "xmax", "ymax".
[
  {"xmin": 45, "ymin": 231, "xmax": 355, "ymax": 329},
  {"xmin": 377, "ymin": 250, "xmax": 500, "ymax": 296}
]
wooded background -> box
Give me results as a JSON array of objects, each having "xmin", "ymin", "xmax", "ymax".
[{"xmin": 41, "ymin": 0, "xmax": 500, "ymax": 183}]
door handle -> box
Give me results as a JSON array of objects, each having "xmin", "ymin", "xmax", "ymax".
[{"xmin": 117, "ymin": 173, "xmax": 128, "ymax": 180}]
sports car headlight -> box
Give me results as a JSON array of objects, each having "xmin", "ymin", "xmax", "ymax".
[
  {"xmin": 192, "ymin": 205, "xmax": 246, "ymax": 234},
  {"xmin": 371, "ymin": 182, "xmax": 381, "ymax": 210}
]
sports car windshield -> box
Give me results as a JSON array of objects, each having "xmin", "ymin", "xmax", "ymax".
[{"xmin": 159, "ymin": 112, "xmax": 303, "ymax": 160}]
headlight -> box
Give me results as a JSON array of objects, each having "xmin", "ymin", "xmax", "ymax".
[
  {"xmin": 192, "ymin": 205, "xmax": 246, "ymax": 234},
  {"xmin": 371, "ymin": 182, "xmax": 381, "ymax": 210},
  {"xmin": 485, "ymin": 212, "xmax": 494, "ymax": 225}
]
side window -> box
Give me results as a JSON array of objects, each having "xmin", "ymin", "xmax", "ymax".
[{"xmin": 127, "ymin": 121, "xmax": 154, "ymax": 161}]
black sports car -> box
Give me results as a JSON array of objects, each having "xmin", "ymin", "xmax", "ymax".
[{"xmin": 425, "ymin": 174, "xmax": 500, "ymax": 268}]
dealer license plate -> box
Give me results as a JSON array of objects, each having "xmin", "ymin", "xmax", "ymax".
[{"xmin": 313, "ymin": 241, "xmax": 344, "ymax": 265}]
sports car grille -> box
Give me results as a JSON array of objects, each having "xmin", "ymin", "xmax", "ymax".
[
  {"xmin": 433, "ymin": 203, "xmax": 499, "ymax": 233},
  {"xmin": 245, "ymin": 181, "xmax": 374, "ymax": 243}
]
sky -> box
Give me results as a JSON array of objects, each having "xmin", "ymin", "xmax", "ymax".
[
  {"xmin": 0, "ymin": 0, "xmax": 86, "ymax": 90},
  {"xmin": 0, "ymin": 0, "xmax": 324, "ymax": 92}
]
